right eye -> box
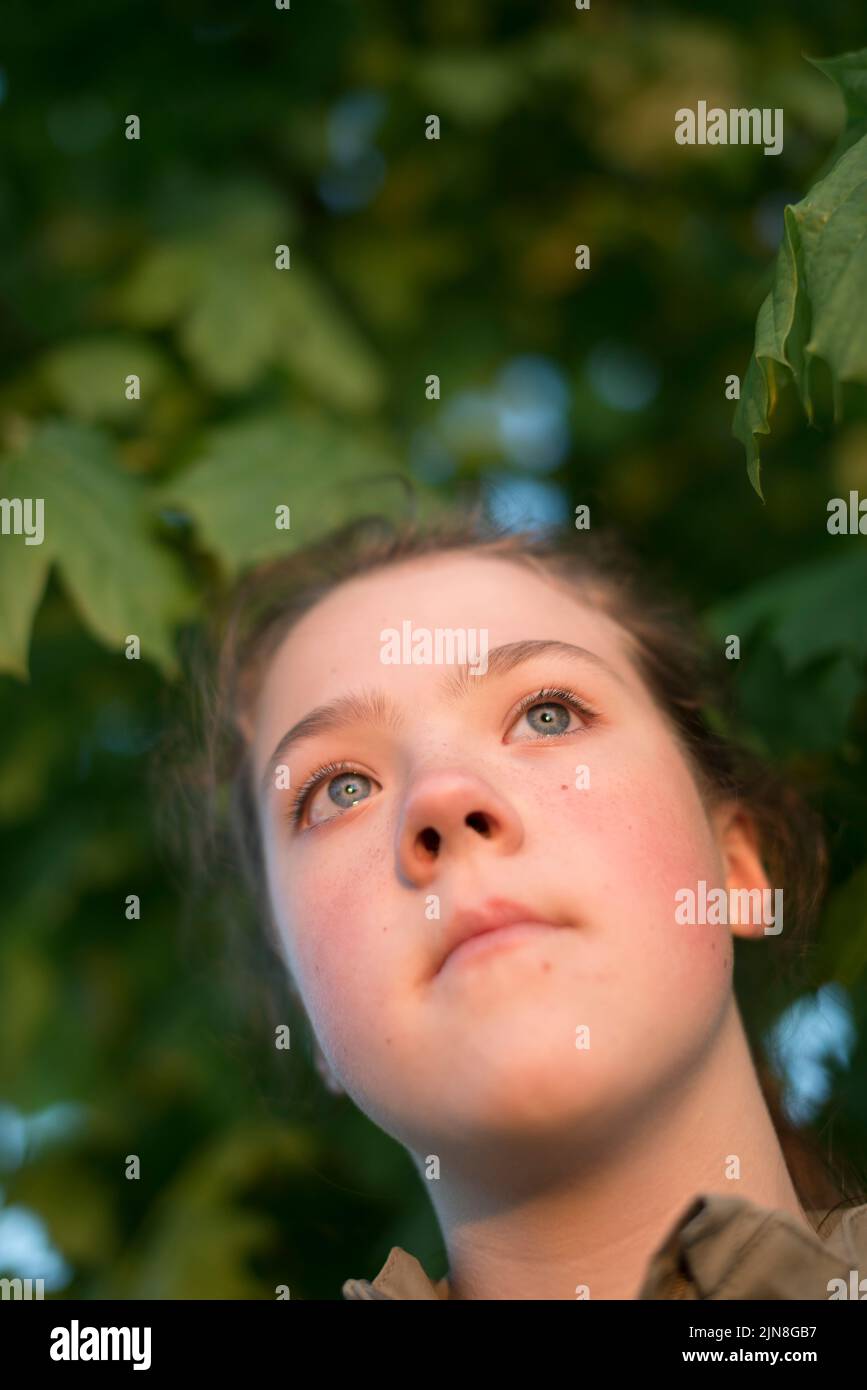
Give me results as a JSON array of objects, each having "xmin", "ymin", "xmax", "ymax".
[{"xmin": 291, "ymin": 763, "xmax": 381, "ymax": 830}]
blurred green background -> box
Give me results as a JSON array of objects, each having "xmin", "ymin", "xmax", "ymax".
[{"xmin": 1, "ymin": 0, "xmax": 867, "ymax": 1298}]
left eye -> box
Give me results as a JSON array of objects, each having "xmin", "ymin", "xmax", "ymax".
[
  {"xmin": 522, "ymin": 701, "xmax": 573, "ymax": 736},
  {"xmin": 506, "ymin": 690, "xmax": 596, "ymax": 742}
]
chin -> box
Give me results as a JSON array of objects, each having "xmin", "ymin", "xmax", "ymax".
[{"xmin": 438, "ymin": 1038, "xmax": 620, "ymax": 1140}]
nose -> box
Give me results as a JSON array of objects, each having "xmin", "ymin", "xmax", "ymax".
[{"xmin": 395, "ymin": 768, "xmax": 524, "ymax": 888}]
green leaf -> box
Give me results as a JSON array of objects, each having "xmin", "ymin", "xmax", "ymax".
[
  {"xmin": 0, "ymin": 534, "xmax": 51, "ymax": 679},
  {"xmin": 9, "ymin": 1156, "xmax": 119, "ymax": 1266},
  {"xmin": 704, "ymin": 548, "xmax": 867, "ymax": 671},
  {"xmin": 732, "ymin": 643, "xmax": 862, "ymax": 755},
  {"xmin": 0, "ymin": 717, "xmax": 68, "ymax": 819},
  {"xmin": 111, "ymin": 243, "xmax": 206, "ymax": 328},
  {"xmin": 798, "ymin": 146, "xmax": 867, "ymax": 398},
  {"xmin": 814, "ymin": 860, "xmax": 867, "ymax": 987},
  {"xmin": 414, "ymin": 51, "xmax": 527, "ymax": 123},
  {"xmin": 273, "ymin": 265, "xmax": 387, "ymax": 412},
  {"xmin": 95, "ymin": 1124, "xmax": 315, "ymax": 1299},
  {"xmin": 732, "ymin": 290, "xmax": 792, "ymax": 501},
  {"xmin": 150, "ymin": 173, "xmax": 297, "ymax": 255},
  {"xmin": 806, "ymin": 46, "xmax": 867, "ymax": 166},
  {"xmin": 734, "ymin": 48, "xmax": 867, "ymax": 493},
  {"xmin": 0, "ymin": 944, "xmax": 57, "ymax": 1081},
  {"xmin": 114, "ymin": 237, "xmax": 386, "ymax": 409},
  {"xmin": 39, "ymin": 335, "xmax": 171, "ymax": 422},
  {"xmin": 808, "ymin": 46, "xmax": 867, "ymax": 123},
  {"xmin": 0, "ymin": 421, "xmax": 192, "ymax": 678},
  {"xmin": 177, "ymin": 258, "xmax": 281, "ymax": 393},
  {"xmin": 158, "ymin": 411, "xmax": 419, "ymax": 573}
]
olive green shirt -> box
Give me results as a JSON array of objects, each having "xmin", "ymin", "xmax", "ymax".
[{"xmin": 341, "ymin": 1192, "xmax": 867, "ymax": 1300}]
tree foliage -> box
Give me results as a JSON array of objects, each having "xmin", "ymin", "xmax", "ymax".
[{"xmin": 1, "ymin": 2, "xmax": 866, "ymax": 1299}]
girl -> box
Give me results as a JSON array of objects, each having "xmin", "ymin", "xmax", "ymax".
[{"xmin": 181, "ymin": 508, "xmax": 867, "ymax": 1300}]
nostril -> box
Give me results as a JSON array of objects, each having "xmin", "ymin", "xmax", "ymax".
[
  {"xmin": 418, "ymin": 826, "xmax": 440, "ymax": 856},
  {"xmin": 465, "ymin": 811, "xmax": 492, "ymax": 837}
]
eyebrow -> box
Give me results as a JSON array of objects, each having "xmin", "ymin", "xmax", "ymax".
[{"xmin": 259, "ymin": 638, "xmax": 627, "ymax": 799}]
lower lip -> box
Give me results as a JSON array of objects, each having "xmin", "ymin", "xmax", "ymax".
[{"xmin": 440, "ymin": 922, "xmax": 560, "ymax": 975}]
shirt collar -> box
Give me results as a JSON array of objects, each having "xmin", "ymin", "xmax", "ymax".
[{"xmin": 342, "ymin": 1192, "xmax": 867, "ymax": 1300}]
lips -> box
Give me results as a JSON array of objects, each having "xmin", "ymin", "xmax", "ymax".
[{"xmin": 436, "ymin": 898, "xmax": 564, "ymax": 976}]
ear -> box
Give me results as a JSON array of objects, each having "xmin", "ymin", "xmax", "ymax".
[
  {"xmin": 709, "ymin": 801, "xmax": 772, "ymax": 941},
  {"xmin": 236, "ymin": 706, "xmax": 256, "ymax": 746}
]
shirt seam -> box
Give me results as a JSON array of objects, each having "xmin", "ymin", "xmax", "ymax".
[
  {"xmin": 372, "ymin": 1246, "xmax": 403, "ymax": 1293},
  {"xmin": 702, "ymin": 1213, "xmax": 829, "ymax": 1298}
]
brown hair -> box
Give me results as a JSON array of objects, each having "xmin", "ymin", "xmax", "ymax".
[{"xmin": 160, "ymin": 503, "xmax": 865, "ymax": 1216}]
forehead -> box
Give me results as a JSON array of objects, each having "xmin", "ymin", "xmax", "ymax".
[{"xmin": 249, "ymin": 552, "xmax": 644, "ymax": 762}]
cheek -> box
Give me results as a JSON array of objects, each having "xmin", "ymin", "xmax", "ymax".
[
  {"xmin": 554, "ymin": 743, "xmax": 733, "ymax": 994},
  {"xmin": 264, "ymin": 830, "xmax": 391, "ymax": 1053}
]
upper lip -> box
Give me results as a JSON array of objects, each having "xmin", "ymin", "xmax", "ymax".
[{"xmin": 436, "ymin": 898, "xmax": 562, "ymax": 975}]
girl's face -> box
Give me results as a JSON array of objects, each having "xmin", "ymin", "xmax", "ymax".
[{"xmin": 249, "ymin": 552, "xmax": 757, "ymax": 1162}]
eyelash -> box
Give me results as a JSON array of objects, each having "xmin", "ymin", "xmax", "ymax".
[
  {"xmin": 511, "ymin": 685, "xmax": 599, "ymax": 728},
  {"xmin": 287, "ymin": 685, "xmax": 599, "ymax": 829},
  {"xmin": 289, "ymin": 759, "xmax": 358, "ymax": 827}
]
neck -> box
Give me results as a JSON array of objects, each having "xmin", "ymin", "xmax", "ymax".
[{"xmin": 422, "ymin": 1000, "xmax": 811, "ymax": 1299}]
